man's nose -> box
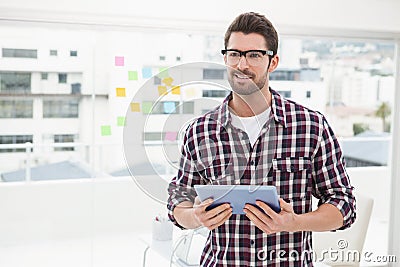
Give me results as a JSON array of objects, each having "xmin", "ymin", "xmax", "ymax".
[{"xmin": 237, "ymin": 55, "xmax": 249, "ymax": 70}]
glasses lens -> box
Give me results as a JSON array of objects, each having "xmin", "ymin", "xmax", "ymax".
[
  {"xmin": 246, "ymin": 51, "xmax": 264, "ymax": 66},
  {"xmin": 225, "ymin": 50, "xmax": 265, "ymax": 66},
  {"xmin": 226, "ymin": 51, "xmax": 240, "ymax": 65}
]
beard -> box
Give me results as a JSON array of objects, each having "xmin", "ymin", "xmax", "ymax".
[{"xmin": 227, "ymin": 68, "xmax": 268, "ymax": 96}]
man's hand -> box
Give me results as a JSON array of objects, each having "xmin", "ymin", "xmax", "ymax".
[
  {"xmin": 243, "ymin": 198, "xmax": 300, "ymax": 234},
  {"xmin": 193, "ymin": 197, "xmax": 232, "ymax": 231}
]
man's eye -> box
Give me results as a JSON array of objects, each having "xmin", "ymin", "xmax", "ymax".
[
  {"xmin": 228, "ymin": 52, "xmax": 240, "ymax": 57},
  {"xmin": 248, "ymin": 52, "xmax": 262, "ymax": 58}
]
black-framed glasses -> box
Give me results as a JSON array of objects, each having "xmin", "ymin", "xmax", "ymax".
[{"xmin": 221, "ymin": 49, "xmax": 274, "ymax": 66}]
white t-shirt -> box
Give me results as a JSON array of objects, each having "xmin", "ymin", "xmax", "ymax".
[{"xmin": 230, "ymin": 107, "xmax": 271, "ymax": 147}]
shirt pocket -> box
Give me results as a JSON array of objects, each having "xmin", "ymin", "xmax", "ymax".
[{"xmin": 271, "ymin": 157, "xmax": 311, "ymax": 201}]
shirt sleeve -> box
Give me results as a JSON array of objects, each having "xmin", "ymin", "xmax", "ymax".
[
  {"xmin": 167, "ymin": 124, "xmax": 203, "ymax": 229},
  {"xmin": 311, "ymin": 115, "xmax": 356, "ymax": 230}
]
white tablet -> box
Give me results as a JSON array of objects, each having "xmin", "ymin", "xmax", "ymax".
[{"xmin": 194, "ymin": 185, "xmax": 281, "ymax": 214}]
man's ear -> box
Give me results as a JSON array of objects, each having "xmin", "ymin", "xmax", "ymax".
[{"xmin": 268, "ymin": 55, "xmax": 279, "ymax": 72}]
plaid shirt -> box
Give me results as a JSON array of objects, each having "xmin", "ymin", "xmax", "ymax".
[{"xmin": 167, "ymin": 88, "xmax": 356, "ymax": 267}]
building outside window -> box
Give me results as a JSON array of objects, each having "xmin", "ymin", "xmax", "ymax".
[
  {"xmin": 43, "ymin": 99, "xmax": 79, "ymax": 118},
  {"xmin": 41, "ymin": 73, "xmax": 48, "ymax": 80},
  {"xmin": 0, "ymin": 72, "xmax": 31, "ymax": 94},
  {"xmin": 0, "ymin": 99, "xmax": 33, "ymax": 118},
  {"xmin": 50, "ymin": 49, "xmax": 57, "ymax": 56},
  {"xmin": 54, "ymin": 134, "xmax": 75, "ymax": 151},
  {"xmin": 58, "ymin": 73, "xmax": 67, "ymax": 84},
  {"xmin": 70, "ymin": 50, "xmax": 77, "ymax": 57},
  {"xmin": 0, "ymin": 135, "xmax": 33, "ymax": 153},
  {"xmin": 2, "ymin": 48, "xmax": 37, "ymax": 59}
]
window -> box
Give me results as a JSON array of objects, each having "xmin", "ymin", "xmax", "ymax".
[
  {"xmin": 41, "ymin": 73, "xmax": 48, "ymax": 80},
  {"xmin": 270, "ymin": 70, "xmax": 300, "ymax": 81},
  {"xmin": 0, "ymin": 72, "xmax": 31, "ymax": 94},
  {"xmin": 70, "ymin": 50, "xmax": 78, "ymax": 57},
  {"xmin": 43, "ymin": 99, "xmax": 79, "ymax": 118},
  {"xmin": 176, "ymin": 56, "xmax": 181, "ymax": 61},
  {"xmin": 58, "ymin": 73, "xmax": 67, "ymax": 84},
  {"xmin": 2, "ymin": 48, "xmax": 37, "ymax": 58},
  {"xmin": 182, "ymin": 101, "xmax": 194, "ymax": 114},
  {"xmin": 54, "ymin": 134, "xmax": 75, "ymax": 151},
  {"xmin": 0, "ymin": 100, "xmax": 33, "ymax": 118},
  {"xmin": 278, "ymin": 91, "xmax": 292, "ymax": 98},
  {"xmin": 0, "ymin": 135, "xmax": 33, "ymax": 153},
  {"xmin": 151, "ymin": 101, "xmax": 179, "ymax": 114},
  {"xmin": 203, "ymin": 69, "xmax": 225, "ymax": 79},
  {"xmin": 306, "ymin": 91, "xmax": 311, "ymax": 98},
  {"xmin": 159, "ymin": 55, "xmax": 166, "ymax": 61},
  {"xmin": 50, "ymin": 50, "xmax": 58, "ymax": 56},
  {"xmin": 202, "ymin": 89, "xmax": 228, "ymax": 98},
  {"xmin": 143, "ymin": 132, "xmax": 162, "ymax": 141}
]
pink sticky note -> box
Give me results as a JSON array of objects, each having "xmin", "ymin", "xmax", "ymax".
[
  {"xmin": 164, "ymin": 132, "xmax": 177, "ymax": 141},
  {"xmin": 115, "ymin": 56, "xmax": 124, "ymax": 66}
]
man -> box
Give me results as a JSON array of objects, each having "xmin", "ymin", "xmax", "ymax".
[{"xmin": 167, "ymin": 12, "xmax": 356, "ymax": 266}]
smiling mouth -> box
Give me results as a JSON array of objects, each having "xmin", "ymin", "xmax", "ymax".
[{"xmin": 234, "ymin": 73, "xmax": 252, "ymax": 80}]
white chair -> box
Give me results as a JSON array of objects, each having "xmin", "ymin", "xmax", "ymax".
[{"xmin": 313, "ymin": 193, "xmax": 374, "ymax": 266}]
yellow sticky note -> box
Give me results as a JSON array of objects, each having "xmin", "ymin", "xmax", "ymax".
[
  {"xmin": 116, "ymin": 87, "xmax": 126, "ymax": 97},
  {"xmin": 130, "ymin": 102, "xmax": 141, "ymax": 112},
  {"xmin": 171, "ymin": 85, "xmax": 181, "ymax": 95},
  {"xmin": 162, "ymin": 77, "xmax": 174, "ymax": 86},
  {"xmin": 158, "ymin": 86, "xmax": 168, "ymax": 96},
  {"xmin": 185, "ymin": 88, "xmax": 196, "ymax": 98}
]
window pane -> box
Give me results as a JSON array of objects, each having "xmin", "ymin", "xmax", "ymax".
[
  {"xmin": 54, "ymin": 134, "xmax": 75, "ymax": 151},
  {"xmin": 0, "ymin": 72, "xmax": 31, "ymax": 94},
  {"xmin": 58, "ymin": 73, "xmax": 67, "ymax": 84},
  {"xmin": 43, "ymin": 99, "xmax": 79, "ymax": 118},
  {"xmin": 0, "ymin": 99, "xmax": 33, "ymax": 118},
  {"xmin": 203, "ymin": 69, "xmax": 225, "ymax": 79},
  {"xmin": 0, "ymin": 135, "xmax": 33, "ymax": 153},
  {"xmin": 2, "ymin": 48, "xmax": 37, "ymax": 58}
]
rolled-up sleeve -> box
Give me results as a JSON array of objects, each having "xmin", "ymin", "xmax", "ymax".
[
  {"xmin": 312, "ymin": 115, "xmax": 356, "ymax": 230},
  {"xmin": 167, "ymin": 125, "xmax": 202, "ymax": 229}
]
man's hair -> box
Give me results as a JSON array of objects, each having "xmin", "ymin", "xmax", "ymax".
[{"xmin": 224, "ymin": 12, "xmax": 278, "ymax": 56}]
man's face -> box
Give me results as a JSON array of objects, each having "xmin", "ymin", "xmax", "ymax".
[{"xmin": 224, "ymin": 32, "xmax": 274, "ymax": 96}]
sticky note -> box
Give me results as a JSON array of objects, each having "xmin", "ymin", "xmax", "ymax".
[
  {"xmin": 142, "ymin": 67, "xmax": 152, "ymax": 79},
  {"xmin": 101, "ymin": 125, "xmax": 111, "ymax": 136},
  {"xmin": 185, "ymin": 88, "xmax": 196, "ymax": 98},
  {"xmin": 158, "ymin": 86, "xmax": 168, "ymax": 96},
  {"xmin": 115, "ymin": 56, "xmax": 124, "ymax": 66},
  {"xmin": 128, "ymin": 71, "xmax": 138, "ymax": 80},
  {"xmin": 116, "ymin": 87, "xmax": 126, "ymax": 97},
  {"xmin": 171, "ymin": 85, "xmax": 181, "ymax": 95},
  {"xmin": 142, "ymin": 101, "xmax": 153, "ymax": 114},
  {"xmin": 130, "ymin": 102, "xmax": 141, "ymax": 112},
  {"xmin": 158, "ymin": 67, "xmax": 169, "ymax": 78},
  {"xmin": 162, "ymin": 77, "xmax": 174, "ymax": 86},
  {"xmin": 163, "ymin": 101, "xmax": 176, "ymax": 114},
  {"xmin": 165, "ymin": 132, "xmax": 177, "ymax": 141},
  {"xmin": 117, "ymin": 116, "xmax": 125, "ymax": 126}
]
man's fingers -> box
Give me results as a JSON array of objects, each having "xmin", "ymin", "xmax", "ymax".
[{"xmin": 207, "ymin": 208, "xmax": 232, "ymax": 230}]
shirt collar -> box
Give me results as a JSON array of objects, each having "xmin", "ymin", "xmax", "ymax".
[{"xmin": 217, "ymin": 88, "xmax": 288, "ymax": 130}]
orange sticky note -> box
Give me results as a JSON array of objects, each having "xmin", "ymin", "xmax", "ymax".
[
  {"xmin": 171, "ymin": 85, "xmax": 181, "ymax": 95},
  {"xmin": 158, "ymin": 86, "xmax": 168, "ymax": 96},
  {"xmin": 162, "ymin": 77, "xmax": 174, "ymax": 86},
  {"xmin": 130, "ymin": 102, "xmax": 141, "ymax": 112},
  {"xmin": 116, "ymin": 87, "xmax": 126, "ymax": 97}
]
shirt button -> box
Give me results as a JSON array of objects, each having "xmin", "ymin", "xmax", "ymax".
[
  {"xmin": 250, "ymin": 160, "xmax": 255, "ymax": 165},
  {"xmin": 250, "ymin": 240, "xmax": 255, "ymax": 246},
  {"xmin": 290, "ymin": 165, "xmax": 295, "ymax": 171}
]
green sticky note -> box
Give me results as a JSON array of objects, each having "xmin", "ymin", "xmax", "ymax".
[
  {"xmin": 128, "ymin": 71, "xmax": 138, "ymax": 81},
  {"xmin": 158, "ymin": 67, "xmax": 169, "ymax": 78},
  {"xmin": 101, "ymin": 125, "xmax": 111, "ymax": 136},
  {"xmin": 142, "ymin": 101, "xmax": 153, "ymax": 114},
  {"xmin": 117, "ymin": 116, "xmax": 126, "ymax": 126}
]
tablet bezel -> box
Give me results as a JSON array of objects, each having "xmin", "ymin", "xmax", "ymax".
[{"xmin": 194, "ymin": 185, "xmax": 281, "ymax": 214}]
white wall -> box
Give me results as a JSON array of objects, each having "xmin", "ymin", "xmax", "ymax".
[{"xmin": 0, "ymin": 0, "xmax": 399, "ymax": 35}]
